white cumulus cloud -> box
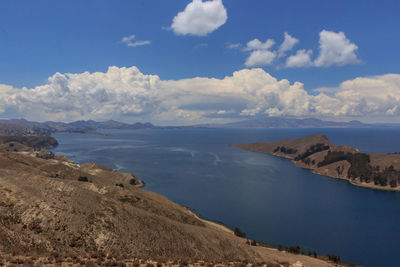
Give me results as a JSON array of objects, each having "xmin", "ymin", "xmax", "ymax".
[
  {"xmin": 0, "ymin": 67, "xmax": 399, "ymax": 123},
  {"xmin": 245, "ymin": 50, "xmax": 276, "ymax": 67},
  {"xmin": 245, "ymin": 38, "xmax": 275, "ymax": 51},
  {"xmin": 237, "ymin": 30, "xmax": 360, "ymax": 69},
  {"xmin": 171, "ymin": 0, "xmax": 227, "ymax": 36},
  {"xmin": 278, "ymin": 32, "xmax": 299, "ymax": 58},
  {"xmin": 244, "ymin": 39, "xmax": 276, "ymax": 67},
  {"xmin": 314, "ymin": 30, "xmax": 360, "ymax": 67},
  {"xmin": 285, "ymin": 49, "xmax": 313, "ymax": 68},
  {"xmin": 121, "ymin": 35, "xmax": 151, "ymax": 47}
]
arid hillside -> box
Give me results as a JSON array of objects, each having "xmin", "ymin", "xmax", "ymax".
[
  {"xmin": 0, "ymin": 138, "xmax": 334, "ymax": 266},
  {"xmin": 233, "ymin": 134, "xmax": 400, "ymax": 191}
]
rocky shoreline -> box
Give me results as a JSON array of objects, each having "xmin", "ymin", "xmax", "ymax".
[{"xmin": 232, "ymin": 134, "xmax": 400, "ymax": 192}]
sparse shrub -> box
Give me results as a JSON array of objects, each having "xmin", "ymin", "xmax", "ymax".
[
  {"xmin": 327, "ymin": 254, "xmax": 341, "ymax": 263},
  {"xmin": 294, "ymin": 143, "xmax": 330, "ymax": 161},
  {"xmin": 274, "ymin": 146, "xmax": 298, "ymax": 154},
  {"xmin": 115, "ymin": 183, "xmax": 124, "ymax": 188},
  {"xmin": 234, "ymin": 227, "xmax": 246, "ymax": 238},
  {"xmin": 129, "ymin": 179, "xmax": 138, "ymax": 185},
  {"xmin": 78, "ymin": 176, "xmax": 89, "ymax": 182},
  {"xmin": 285, "ymin": 245, "xmax": 300, "ymax": 254}
]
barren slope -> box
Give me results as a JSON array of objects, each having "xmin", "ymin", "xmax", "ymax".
[{"xmin": 0, "ymin": 150, "xmax": 332, "ymax": 266}]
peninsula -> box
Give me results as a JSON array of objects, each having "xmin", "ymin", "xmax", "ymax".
[{"xmin": 232, "ymin": 134, "xmax": 400, "ymax": 191}]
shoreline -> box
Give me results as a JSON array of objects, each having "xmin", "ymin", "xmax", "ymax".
[
  {"xmin": 46, "ymin": 138, "xmax": 346, "ymax": 266},
  {"xmin": 289, "ymin": 158, "xmax": 400, "ymax": 192},
  {"xmin": 232, "ymin": 142, "xmax": 400, "ymax": 193}
]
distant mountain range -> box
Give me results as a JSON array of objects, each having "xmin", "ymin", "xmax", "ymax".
[
  {"xmin": 203, "ymin": 117, "xmax": 381, "ymax": 128},
  {"xmin": 0, "ymin": 119, "xmax": 203, "ymax": 136},
  {"xmin": 0, "ymin": 117, "xmax": 396, "ymax": 136}
]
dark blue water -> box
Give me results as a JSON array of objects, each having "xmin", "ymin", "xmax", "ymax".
[{"xmin": 52, "ymin": 128, "xmax": 400, "ymax": 267}]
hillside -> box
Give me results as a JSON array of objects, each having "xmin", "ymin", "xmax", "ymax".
[
  {"xmin": 232, "ymin": 134, "xmax": 400, "ymax": 191},
  {"xmin": 0, "ymin": 135, "xmax": 58, "ymax": 150},
  {"xmin": 0, "ymin": 140, "xmax": 333, "ymax": 266}
]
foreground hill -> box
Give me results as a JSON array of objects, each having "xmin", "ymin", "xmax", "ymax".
[
  {"xmin": 233, "ymin": 134, "xmax": 400, "ymax": 191},
  {"xmin": 0, "ymin": 139, "xmax": 332, "ymax": 266}
]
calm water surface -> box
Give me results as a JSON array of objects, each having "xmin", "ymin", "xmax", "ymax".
[{"xmin": 52, "ymin": 128, "xmax": 400, "ymax": 267}]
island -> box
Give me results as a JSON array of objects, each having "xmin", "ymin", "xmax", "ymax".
[{"xmin": 232, "ymin": 134, "xmax": 400, "ymax": 191}]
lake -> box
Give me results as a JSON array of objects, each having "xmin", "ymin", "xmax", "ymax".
[{"xmin": 52, "ymin": 128, "xmax": 400, "ymax": 267}]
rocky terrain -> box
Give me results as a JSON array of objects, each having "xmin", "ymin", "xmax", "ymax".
[
  {"xmin": 232, "ymin": 134, "xmax": 400, "ymax": 191},
  {"xmin": 0, "ymin": 137, "xmax": 335, "ymax": 266}
]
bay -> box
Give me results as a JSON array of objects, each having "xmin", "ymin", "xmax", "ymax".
[{"xmin": 52, "ymin": 128, "xmax": 400, "ymax": 267}]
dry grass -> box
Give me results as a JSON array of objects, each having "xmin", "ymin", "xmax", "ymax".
[{"xmin": 0, "ymin": 150, "xmax": 333, "ymax": 266}]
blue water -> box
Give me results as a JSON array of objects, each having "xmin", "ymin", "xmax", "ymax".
[{"xmin": 52, "ymin": 128, "xmax": 400, "ymax": 267}]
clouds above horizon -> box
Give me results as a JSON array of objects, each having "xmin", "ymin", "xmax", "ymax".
[
  {"xmin": 234, "ymin": 30, "xmax": 360, "ymax": 68},
  {"xmin": 170, "ymin": 0, "xmax": 227, "ymax": 36},
  {"xmin": 0, "ymin": 66, "xmax": 399, "ymax": 123}
]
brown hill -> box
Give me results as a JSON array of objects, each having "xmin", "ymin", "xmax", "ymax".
[
  {"xmin": 0, "ymin": 149, "xmax": 332, "ymax": 266},
  {"xmin": 0, "ymin": 135, "xmax": 58, "ymax": 150},
  {"xmin": 233, "ymin": 134, "xmax": 400, "ymax": 192}
]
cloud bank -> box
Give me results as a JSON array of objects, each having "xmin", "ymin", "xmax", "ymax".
[
  {"xmin": 171, "ymin": 0, "xmax": 227, "ymax": 36},
  {"xmin": 0, "ymin": 66, "xmax": 399, "ymax": 123}
]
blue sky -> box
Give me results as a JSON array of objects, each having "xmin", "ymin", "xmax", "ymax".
[{"xmin": 0, "ymin": 0, "xmax": 400, "ymax": 124}]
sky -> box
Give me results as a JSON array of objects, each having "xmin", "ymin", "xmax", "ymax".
[{"xmin": 0, "ymin": 0, "xmax": 400, "ymax": 124}]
